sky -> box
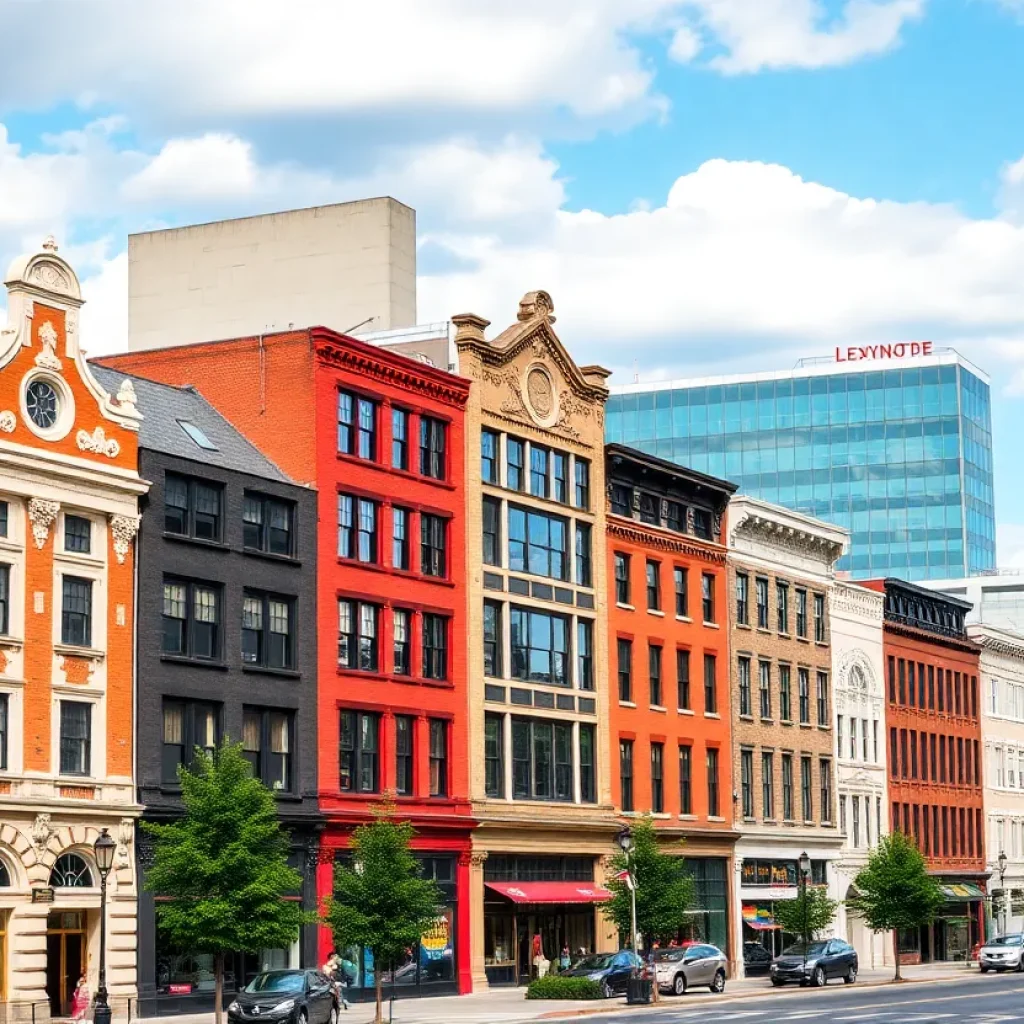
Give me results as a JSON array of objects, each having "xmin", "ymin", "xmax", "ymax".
[{"xmin": 2, "ymin": 0, "xmax": 1024, "ymax": 562}]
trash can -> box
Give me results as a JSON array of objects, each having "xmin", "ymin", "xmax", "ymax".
[{"xmin": 626, "ymin": 977, "xmax": 653, "ymax": 1004}]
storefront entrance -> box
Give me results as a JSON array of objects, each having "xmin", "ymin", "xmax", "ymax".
[{"xmin": 47, "ymin": 911, "xmax": 87, "ymax": 1017}]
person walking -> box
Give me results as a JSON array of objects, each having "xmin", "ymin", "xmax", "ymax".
[
  {"xmin": 71, "ymin": 975, "xmax": 91, "ymax": 1021},
  {"xmin": 323, "ymin": 951, "xmax": 349, "ymax": 1011}
]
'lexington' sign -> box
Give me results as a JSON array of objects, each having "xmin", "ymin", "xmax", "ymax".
[{"xmin": 835, "ymin": 341, "xmax": 933, "ymax": 362}]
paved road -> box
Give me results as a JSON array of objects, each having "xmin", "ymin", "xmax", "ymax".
[{"xmin": 555, "ymin": 974, "xmax": 1024, "ymax": 1024}]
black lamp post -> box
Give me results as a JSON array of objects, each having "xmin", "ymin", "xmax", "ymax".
[
  {"xmin": 999, "ymin": 851, "xmax": 1008, "ymax": 935},
  {"xmin": 798, "ymin": 851, "xmax": 811, "ymax": 975},
  {"xmin": 93, "ymin": 828, "xmax": 116, "ymax": 1024},
  {"xmin": 616, "ymin": 827, "xmax": 638, "ymax": 964}
]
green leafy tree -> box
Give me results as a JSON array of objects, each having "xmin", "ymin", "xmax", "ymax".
[
  {"xmin": 603, "ymin": 818, "xmax": 695, "ymax": 950},
  {"xmin": 325, "ymin": 804, "xmax": 443, "ymax": 1024},
  {"xmin": 142, "ymin": 741, "xmax": 312, "ymax": 1024},
  {"xmin": 773, "ymin": 886, "xmax": 838, "ymax": 942},
  {"xmin": 848, "ymin": 831, "xmax": 945, "ymax": 981}
]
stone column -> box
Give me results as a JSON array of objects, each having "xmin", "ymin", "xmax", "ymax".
[{"xmin": 468, "ymin": 850, "xmax": 489, "ymax": 991}]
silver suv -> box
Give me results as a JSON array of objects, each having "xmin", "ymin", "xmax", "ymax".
[
  {"xmin": 653, "ymin": 944, "xmax": 727, "ymax": 996},
  {"xmin": 979, "ymin": 934, "xmax": 1024, "ymax": 972}
]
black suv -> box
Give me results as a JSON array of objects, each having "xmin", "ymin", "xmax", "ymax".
[{"xmin": 228, "ymin": 970, "xmax": 339, "ymax": 1024}]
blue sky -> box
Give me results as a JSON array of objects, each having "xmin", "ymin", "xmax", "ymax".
[{"xmin": 2, "ymin": 0, "xmax": 1024, "ymax": 560}]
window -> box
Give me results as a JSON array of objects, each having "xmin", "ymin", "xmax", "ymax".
[
  {"xmin": 738, "ymin": 656, "xmax": 752, "ymax": 716},
  {"xmin": 665, "ymin": 501, "xmax": 684, "ymax": 533},
  {"xmin": 677, "ymin": 649, "xmax": 690, "ymax": 710},
  {"xmin": 735, "ymin": 573, "xmax": 749, "ymax": 624},
  {"xmin": 796, "ymin": 588, "xmax": 808, "ymax": 638},
  {"xmin": 679, "ymin": 745, "xmax": 692, "ymax": 814},
  {"xmin": 762, "ymin": 752, "xmax": 775, "ymax": 819},
  {"xmin": 0, "ymin": 693, "xmax": 6, "ymax": 770},
  {"xmin": 162, "ymin": 579, "xmax": 220, "ymax": 660},
  {"xmin": 801, "ymin": 755, "xmax": 813, "ymax": 820},
  {"xmin": 814, "ymin": 593, "xmax": 827, "ymax": 643},
  {"xmin": 759, "ymin": 661, "xmax": 772, "ymax": 719},
  {"xmin": 577, "ymin": 620, "xmax": 594, "ymax": 690},
  {"xmin": 704, "ymin": 654, "xmax": 717, "ymax": 713},
  {"xmin": 337, "ymin": 494, "xmax": 378, "ymax": 563},
  {"xmin": 820, "ymin": 758, "xmax": 833, "ymax": 822},
  {"xmin": 782, "ymin": 754, "xmax": 794, "ymax": 820},
  {"xmin": 50, "ymin": 854, "xmax": 92, "ymax": 888},
  {"xmin": 0, "ymin": 500, "xmax": 7, "ymax": 538},
  {"xmin": 508, "ymin": 506, "xmax": 567, "ymax": 581},
  {"xmin": 389, "ymin": 506, "xmax": 410, "ymax": 570},
  {"xmin": 553, "ymin": 452, "xmax": 568, "ymax": 504},
  {"xmin": 243, "ymin": 494, "xmax": 294, "ymax": 556},
  {"xmin": 482, "ymin": 497, "xmax": 501, "ymax": 566},
  {"xmin": 777, "ymin": 581, "xmax": 789, "ymax": 633},
  {"xmin": 741, "ymin": 749, "xmax": 754, "ymax": 817},
  {"xmin": 483, "ymin": 602, "xmax": 502, "ymax": 677},
  {"xmin": 649, "ymin": 644, "xmax": 663, "ymax": 706},
  {"xmin": 512, "ymin": 717, "xmax": 575, "ymax": 801},
  {"xmin": 164, "ymin": 474, "xmax": 222, "ymax": 541},
  {"xmin": 646, "ymin": 560, "xmax": 661, "ymax": 611},
  {"xmin": 241, "ymin": 592, "xmax": 294, "ymax": 670},
  {"xmin": 575, "ymin": 524, "xmax": 592, "ymax": 586},
  {"xmin": 64, "ymin": 515, "xmax": 91, "ymax": 555},
  {"xmin": 574, "ymin": 458, "xmax": 590, "ymax": 509},
  {"xmin": 756, "ymin": 578, "xmax": 769, "ymax": 629},
  {"xmin": 420, "ymin": 417, "xmax": 446, "ymax": 480},
  {"xmin": 337, "ymin": 599, "xmax": 379, "ymax": 672},
  {"xmin": 421, "ymin": 514, "xmax": 448, "ymax": 578},
  {"xmin": 429, "ymin": 719, "xmax": 449, "ymax": 797},
  {"xmin": 337, "ymin": 391, "xmax": 376, "ymax": 460},
  {"xmin": 58, "ymin": 576, "xmax": 92, "ymax": 648},
  {"xmin": 422, "ymin": 614, "xmax": 448, "ymax": 681},
  {"xmin": 638, "ymin": 492, "xmax": 659, "ymax": 526},
  {"xmin": 393, "ymin": 609, "xmax": 411, "ymax": 675},
  {"xmin": 693, "ymin": 508, "xmax": 712, "ymax": 540},
  {"xmin": 507, "ymin": 438, "xmax": 525, "ymax": 491},
  {"xmin": 798, "ymin": 668, "xmax": 810, "ymax": 724},
  {"xmin": 0, "ymin": 564, "xmax": 10, "ymax": 636},
  {"xmin": 580, "ymin": 725, "xmax": 596, "ymax": 804},
  {"xmin": 392, "ymin": 408, "xmax": 409, "ymax": 470},
  {"xmin": 529, "ymin": 444, "xmax": 549, "ymax": 497},
  {"xmin": 339, "ymin": 711, "xmax": 379, "ymax": 792},
  {"xmin": 59, "ymin": 701, "xmax": 91, "ymax": 776},
  {"xmin": 673, "ymin": 567, "xmax": 688, "ymax": 618},
  {"xmin": 242, "ymin": 708, "xmax": 293, "ymax": 792},
  {"xmin": 651, "ymin": 743, "xmax": 664, "ymax": 813},
  {"xmin": 610, "ymin": 483, "xmax": 632, "ymax": 517},
  {"xmin": 395, "ymin": 715, "xmax": 414, "ymax": 796},
  {"xmin": 511, "ymin": 607, "xmax": 568, "ymax": 687},
  {"xmin": 614, "ymin": 553, "xmax": 630, "ymax": 604},
  {"xmin": 849, "ymin": 717, "xmax": 858, "ymax": 761},
  {"xmin": 707, "ymin": 748, "xmax": 720, "ymax": 816},
  {"xmin": 484, "ymin": 714, "xmax": 503, "ymax": 798},
  {"xmin": 618, "ymin": 638, "xmax": 632, "ymax": 702},
  {"xmin": 161, "ymin": 700, "xmax": 219, "ymax": 783},
  {"xmin": 702, "ymin": 573, "xmax": 715, "ymax": 623},
  {"xmin": 620, "ymin": 739, "xmax": 634, "ymax": 811},
  {"xmin": 481, "ymin": 430, "xmax": 498, "ymax": 484},
  {"xmin": 778, "ymin": 663, "xmax": 794, "ymax": 720},
  {"xmin": 817, "ymin": 671, "xmax": 829, "ymax": 726}
]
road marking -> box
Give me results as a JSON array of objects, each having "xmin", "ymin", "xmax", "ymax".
[{"xmin": 832, "ymin": 1014, "xmax": 899, "ymax": 1021}]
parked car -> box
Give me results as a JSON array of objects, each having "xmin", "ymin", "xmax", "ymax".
[
  {"xmin": 743, "ymin": 942, "xmax": 773, "ymax": 977},
  {"xmin": 228, "ymin": 970, "xmax": 339, "ymax": 1024},
  {"xmin": 979, "ymin": 934, "xmax": 1024, "ymax": 972},
  {"xmin": 770, "ymin": 939, "xmax": 858, "ymax": 988},
  {"xmin": 559, "ymin": 951, "xmax": 643, "ymax": 997},
  {"xmin": 653, "ymin": 944, "xmax": 728, "ymax": 995}
]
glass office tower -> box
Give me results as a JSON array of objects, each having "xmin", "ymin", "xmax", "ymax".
[{"xmin": 606, "ymin": 352, "xmax": 995, "ymax": 580}]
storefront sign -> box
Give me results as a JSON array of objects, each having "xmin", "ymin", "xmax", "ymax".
[
  {"xmin": 834, "ymin": 341, "xmax": 933, "ymax": 363},
  {"xmin": 167, "ymin": 984, "xmax": 192, "ymax": 995},
  {"xmin": 31, "ymin": 887, "xmax": 54, "ymax": 903}
]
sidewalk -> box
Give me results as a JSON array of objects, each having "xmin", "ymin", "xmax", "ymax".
[{"xmin": 144, "ymin": 962, "xmax": 976, "ymax": 1024}]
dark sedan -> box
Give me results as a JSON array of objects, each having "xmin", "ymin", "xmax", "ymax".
[
  {"xmin": 770, "ymin": 939, "xmax": 858, "ymax": 988},
  {"xmin": 228, "ymin": 970, "xmax": 338, "ymax": 1024},
  {"xmin": 743, "ymin": 942, "xmax": 773, "ymax": 977},
  {"xmin": 560, "ymin": 951, "xmax": 643, "ymax": 997}
]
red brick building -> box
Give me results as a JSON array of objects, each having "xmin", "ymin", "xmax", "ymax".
[
  {"xmin": 604, "ymin": 445, "xmax": 738, "ymax": 965},
  {"xmin": 101, "ymin": 329, "xmax": 475, "ymax": 997},
  {"xmin": 864, "ymin": 578, "xmax": 986, "ymax": 962}
]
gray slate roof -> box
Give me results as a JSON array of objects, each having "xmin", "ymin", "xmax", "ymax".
[{"xmin": 91, "ymin": 365, "xmax": 293, "ymax": 484}]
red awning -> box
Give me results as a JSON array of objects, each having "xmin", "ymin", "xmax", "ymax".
[{"xmin": 485, "ymin": 882, "xmax": 612, "ymax": 904}]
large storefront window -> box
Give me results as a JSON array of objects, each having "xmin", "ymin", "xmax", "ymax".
[{"xmin": 681, "ymin": 858, "xmax": 729, "ymax": 952}]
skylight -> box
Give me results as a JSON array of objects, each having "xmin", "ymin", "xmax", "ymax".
[{"xmin": 177, "ymin": 419, "xmax": 218, "ymax": 451}]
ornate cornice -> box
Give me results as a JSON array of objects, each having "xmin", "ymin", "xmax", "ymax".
[
  {"xmin": 729, "ymin": 510, "xmax": 846, "ymax": 570},
  {"xmin": 885, "ymin": 619, "xmax": 982, "ymax": 656},
  {"xmin": 972, "ymin": 630, "xmax": 1024, "ymax": 661},
  {"xmin": 831, "ymin": 582, "xmax": 884, "ymax": 621},
  {"xmin": 607, "ymin": 517, "xmax": 727, "ymax": 564}
]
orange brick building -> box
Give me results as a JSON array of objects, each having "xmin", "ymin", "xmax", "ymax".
[
  {"xmin": 0, "ymin": 240, "xmax": 147, "ymax": 1017},
  {"xmin": 604, "ymin": 444, "xmax": 739, "ymax": 966}
]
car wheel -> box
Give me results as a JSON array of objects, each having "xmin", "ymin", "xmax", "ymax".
[
  {"xmin": 771, "ymin": 978, "xmax": 785, "ymax": 987},
  {"xmin": 710, "ymin": 969, "xmax": 726, "ymax": 994},
  {"xmin": 673, "ymin": 973, "xmax": 686, "ymax": 996},
  {"xmin": 980, "ymin": 965, "xmax": 989, "ymax": 973},
  {"xmin": 811, "ymin": 966, "xmax": 826, "ymax": 988},
  {"xmin": 601, "ymin": 980, "xmax": 613, "ymax": 999},
  {"xmin": 844, "ymin": 964, "xmax": 857, "ymax": 985}
]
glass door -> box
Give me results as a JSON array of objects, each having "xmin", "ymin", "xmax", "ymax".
[{"xmin": 46, "ymin": 912, "xmax": 86, "ymax": 1016}]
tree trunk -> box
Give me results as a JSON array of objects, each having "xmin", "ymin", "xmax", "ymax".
[
  {"xmin": 215, "ymin": 951, "xmax": 225, "ymax": 1024},
  {"xmin": 892, "ymin": 931, "xmax": 902, "ymax": 982},
  {"xmin": 374, "ymin": 964, "xmax": 383, "ymax": 1024}
]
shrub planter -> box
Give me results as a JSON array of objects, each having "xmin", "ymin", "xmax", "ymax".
[{"xmin": 525, "ymin": 976, "xmax": 604, "ymax": 1000}]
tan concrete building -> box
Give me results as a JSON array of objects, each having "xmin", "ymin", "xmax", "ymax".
[
  {"xmin": 726, "ymin": 497, "xmax": 848, "ymax": 967},
  {"xmin": 453, "ymin": 291, "xmax": 617, "ymax": 988},
  {"xmin": 128, "ymin": 198, "xmax": 416, "ymax": 351}
]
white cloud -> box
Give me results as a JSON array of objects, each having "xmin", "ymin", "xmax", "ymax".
[
  {"xmin": 122, "ymin": 134, "xmax": 261, "ymax": 203},
  {"xmin": 668, "ymin": 24, "xmax": 702, "ymax": 63}
]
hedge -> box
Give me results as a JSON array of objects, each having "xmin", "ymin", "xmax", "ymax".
[{"xmin": 525, "ymin": 975, "xmax": 605, "ymax": 1000}]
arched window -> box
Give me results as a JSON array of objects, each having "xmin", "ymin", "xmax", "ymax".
[
  {"xmin": 50, "ymin": 853, "xmax": 93, "ymax": 888},
  {"xmin": 0, "ymin": 860, "xmax": 10, "ymax": 886}
]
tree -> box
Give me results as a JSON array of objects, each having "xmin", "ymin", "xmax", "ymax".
[
  {"xmin": 773, "ymin": 886, "xmax": 838, "ymax": 941},
  {"xmin": 325, "ymin": 804, "xmax": 443, "ymax": 1024},
  {"xmin": 848, "ymin": 831, "xmax": 945, "ymax": 981},
  {"xmin": 603, "ymin": 818, "xmax": 696, "ymax": 949},
  {"xmin": 142, "ymin": 742, "xmax": 312, "ymax": 1024}
]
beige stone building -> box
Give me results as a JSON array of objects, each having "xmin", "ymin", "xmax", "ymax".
[
  {"xmin": 453, "ymin": 292, "xmax": 618, "ymax": 988},
  {"xmin": 726, "ymin": 497, "xmax": 848, "ymax": 967}
]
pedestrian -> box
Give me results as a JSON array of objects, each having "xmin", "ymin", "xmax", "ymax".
[
  {"xmin": 71, "ymin": 975, "xmax": 90, "ymax": 1022},
  {"xmin": 323, "ymin": 951, "xmax": 349, "ymax": 1011},
  {"xmin": 559, "ymin": 945, "xmax": 571, "ymax": 972}
]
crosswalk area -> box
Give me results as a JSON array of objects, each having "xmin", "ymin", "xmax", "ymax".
[{"xmin": 594, "ymin": 1010, "xmax": 1024, "ymax": 1024}]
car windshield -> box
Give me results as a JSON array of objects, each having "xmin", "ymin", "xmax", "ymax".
[
  {"xmin": 245, "ymin": 973, "xmax": 306, "ymax": 994},
  {"xmin": 576, "ymin": 954, "xmax": 614, "ymax": 970},
  {"xmin": 781, "ymin": 942, "xmax": 827, "ymax": 957},
  {"xmin": 653, "ymin": 950, "xmax": 684, "ymax": 962},
  {"xmin": 989, "ymin": 935, "xmax": 1024, "ymax": 946}
]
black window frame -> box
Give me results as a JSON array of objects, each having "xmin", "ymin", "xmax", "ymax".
[
  {"xmin": 677, "ymin": 648, "xmax": 690, "ymax": 710},
  {"xmin": 508, "ymin": 505, "xmax": 568, "ymax": 582},
  {"xmin": 796, "ymin": 588, "xmax": 808, "ymax": 638},
  {"xmin": 164, "ymin": 473, "xmax": 224, "ymax": 543},
  {"xmin": 704, "ymin": 653, "xmax": 717, "ymax": 714},
  {"xmin": 422, "ymin": 613, "xmax": 449, "ymax": 681},
  {"xmin": 393, "ymin": 608, "xmax": 411, "ymax": 675},
  {"xmin": 391, "ymin": 407, "xmax": 409, "ymax": 470},
  {"xmin": 485, "ymin": 713, "xmax": 504, "ymax": 798},
  {"xmin": 552, "ymin": 452, "xmax": 568, "ymax": 504},
  {"xmin": 707, "ymin": 747, "xmax": 720, "ymax": 816},
  {"xmin": 674, "ymin": 567, "xmax": 688, "ymax": 617},
  {"xmin": 161, "ymin": 578, "xmax": 221, "ymax": 661},
  {"xmin": 242, "ymin": 493, "xmax": 295, "ymax": 557},
  {"xmin": 59, "ymin": 700, "xmax": 92, "ymax": 777},
  {"xmin": 577, "ymin": 619, "xmax": 594, "ymax": 691},
  {"xmin": 482, "ymin": 496, "xmax": 501, "ymax": 567},
  {"xmin": 337, "ymin": 390, "xmax": 377, "ymax": 461},
  {"xmin": 777, "ymin": 581, "xmax": 789, "ymax": 633},
  {"xmin": 798, "ymin": 667, "xmax": 811, "ymax": 724},
  {"xmin": 651, "ymin": 742, "xmax": 665, "ymax": 813},
  {"xmin": 506, "ymin": 437, "xmax": 525, "ymax": 492},
  {"xmin": 420, "ymin": 513, "xmax": 448, "ymax": 578},
  {"xmin": 814, "ymin": 593, "xmax": 827, "ymax": 643},
  {"xmin": 762, "ymin": 751, "xmax": 774, "ymax": 819},
  {"xmin": 483, "ymin": 601, "xmax": 502, "ymax": 678},
  {"xmin": 392, "ymin": 506, "xmax": 410, "ymax": 571},
  {"xmin": 337, "ymin": 599, "xmax": 380, "ymax": 673},
  {"xmin": 511, "ymin": 716, "xmax": 576, "ymax": 802},
  {"xmin": 395, "ymin": 714, "xmax": 414, "ymax": 796},
  {"xmin": 614, "ymin": 552, "xmax": 630, "ymax": 605},
  {"xmin": 61, "ymin": 575, "xmax": 93, "ymax": 648},
  {"xmin": 339, "ymin": 710, "xmax": 380, "ymax": 793},
  {"xmin": 64, "ymin": 514, "xmax": 91, "ymax": 555},
  {"xmin": 429, "ymin": 718, "xmax": 449, "ymax": 797},
  {"xmin": 649, "ymin": 643, "xmax": 662, "ymax": 707},
  {"xmin": 679, "ymin": 743, "xmax": 692, "ymax": 814},
  {"xmin": 779, "ymin": 663, "xmax": 792, "ymax": 721},
  {"xmin": 735, "ymin": 573, "xmax": 749, "ymax": 625},
  {"xmin": 579, "ymin": 723, "xmax": 596, "ymax": 804},
  {"xmin": 738, "ymin": 656, "xmax": 751, "ymax": 717},
  {"xmin": 481, "ymin": 430, "xmax": 499, "ymax": 484},
  {"xmin": 510, "ymin": 606, "xmax": 569, "ymax": 687},
  {"xmin": 0, "ymin": 563, "xmax": 10, "ymax": 636},
  {"xmin": 0, "ymin": 692, "xmax": 6, "ymax": 771},
  {"xmin": 801, "ymin": 755, "xmax": 813, "ymax": 821},
  {"xmin": 702, "ymin": 572, "xmax": 715, "ymax": 623},
  {"xmin": 741, "ymin": 749, "xmax": 754, "ymax": 817},
  {"xmin": 620, "ymin": 739, "xmax": 634, "ymax": 812},
  {"xmin": 419, "ymin": 416, "xmax": 447, "ymax": 480},
  {"xmin": 817, "ymin": 671, "xmax": 829, "ymax": 726},
  {"xmin": 756, "ymin": 577, "xmax": 769, "ymax": 629},
  {"xmin": 646, "ymin": 560, "xmax": 661, "ymax": 611},
  {"xmin": 759, "ymin": 660, "xmax": 772, "ymax": 720},
  {"xmin": 337, "ymin": 493, "xmax": 378, "ymax": 564},
  {"xmin": 529, "ymin": 444, "xmax": 550, "ymax": 498},
  {"xmin": 574, "ymin": 458, "xmax": 590, "ymax": 510},
  {"xmin": 241, "ymin": 590, "xmax": 295, "ymax": 671},
  {"xmin": 241, "ymin": 706, "xmax": 294, "ymax": 793},
  {"xmin": 617, "ymin": 637, "xmax": 632, "ymax": 702},
  {"xmin": 575, "ymin": 523, "xmax": 592, "ymax": 587},
  {"xmin": 782, "ymin": 753, "xmax": 794, "ymax": 820}
]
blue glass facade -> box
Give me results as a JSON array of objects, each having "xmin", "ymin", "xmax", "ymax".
[{"xmin": 605, "ymin": 360, "xmax": 995, "ymax": 581}]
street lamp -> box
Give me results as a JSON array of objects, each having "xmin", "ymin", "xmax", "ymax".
[
  {"xmin": 616, "ymin": 827, "xmax": 639, "ymax": 962},
  {"xmin": 798, "ymin": 852, "xmax": 811, "ymax": 976},
  {"xmin": 999, "ymin": 851, "xmax": 1009, "ymax": 935},
  {"xmin": 93, "ymin": 828, "xmax": 116, "ymax": 1024}
]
